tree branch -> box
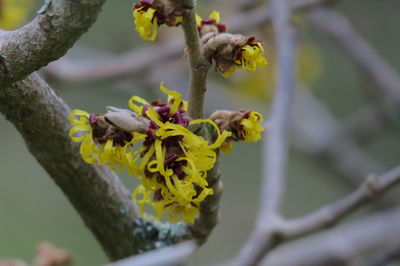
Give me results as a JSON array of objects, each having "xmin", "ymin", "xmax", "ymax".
[
  {"xmin": 280, "ymin": 165, "xmax": 400, "ymax": 238},
  {"xmin": 291, "ymin": 89, "xmax": 385, "ymax": 186},
  {"xmin": 0, "ymin": 73, "xmax": 141, "ymax": 261},
  {"xmin": 0, "ymin": 0, "xmax": 106, "ymax": 87},
  {"xmin": 261, "ymin": 207, "xmax": 400, "ymax": 266},
  {"xmin": 231, "ymin": 0, "xmax": 297, "ymax": 265},
  {"xmin": 180, "ymin": 0, "xmax": 210, "ymax": 119}
]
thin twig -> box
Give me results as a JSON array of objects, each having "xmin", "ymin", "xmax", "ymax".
[
  {"xmin": 307, "ymin": 7, "xmax": 400, "ymax": 104},
  {"xmin": 291, "ymin": 90, "xmax": 385, "ymax": 185},
  {"xmin": 230, "ymin": 0, "xmax": 297, "ymax": 265},
  {"xmin": 261, "ymin": 207, "xmax": 400, "ymax": 266},
  {"xmin": 280, "ymin": 165, "xmax": 400, "ymax": 238},
  {"xmin": 180, "ymin": 0, "xmax": 210, "ymax": 119}
]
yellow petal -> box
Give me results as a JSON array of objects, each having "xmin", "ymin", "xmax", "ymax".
[{"xmin": 209, "ymin": 11, "xmax": 220, "ymax": 23}]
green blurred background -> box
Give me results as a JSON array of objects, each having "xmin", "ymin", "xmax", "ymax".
[{"xmin": 1, "ymin": 0, "xmax": 400, "ymax": 265}]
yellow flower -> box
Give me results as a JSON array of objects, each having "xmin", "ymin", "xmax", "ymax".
[
  {"xmin": 69, "ymin": 82, "xmax": 232, "ymax": 223},
  {"xmin": 130, "ymin": 82, "xmax": 230, "ymax": 223},
  {"xmin": 239, "ymin": 111, "xmax": 264, "ymax": 142},
  {"xmin": 220, "ymin": 141, "xmax": 233, "ymax": 154},
  {"xmin": 238, "ymin": 42, "xmax": 268, "ymax": 71},
  {"xmin": 196, "ymin": 10, "xmax": 220, "ymax": 26},
  {"xmin": 133, "ymin": 6, "xmax": 158, "ymax": 41},
  {"xmin": 0, "ymin": 0, "xmax": 32, "ymax": 30},
  {"xmin": 133, "ymin": 0, "xmax": 183, "ymax": 41},
  {"xmin": 223, "ymin": 41, "xmax": 268, "ymax": 77},
  {"xmin": 68, "ymin": 110, "xmax": 145, "ymax": 172}
]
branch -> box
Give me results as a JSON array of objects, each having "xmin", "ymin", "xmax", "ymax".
[
  {"xmin": 0, "ymin": 73, "xmax": 141, "ymax": 260},
  {"xmin": 0, "ymin": 0, "xmax": 106, "ymax": 87},
  {"xmin": 107, "ymin": 241, "xmax": 197, "ymax": 266},
  {"xmin": 188, "ymin": 155, "xmax": 223, "ymax": 245},
  {"xmin": 180, "ymin": 0, "xmax": 210, "ymax": 119},
  {"xmin": 307, "ymin": 7, "xmax": 400, "ymax": 104},
  {"xmin": 261, "ymin": 207, "xmax": 400, "ymax": 266},
  {"xmin": 231, "ymin": 0, "xmax": 297, "ymax": 264},
  {"xmin": 280, "ymin": 165, "xmax": 400, "ymax": 238},
  {"xmin": 343, "ymin": 103, "xmax": 396, "ymax": 144},
  {"xmin": 43, "ymin": 0, "xmax": 330, "ymax": 83},
  {"xmin": 291, "ymin": 89, "xmax": 385, "ymax": 186}
]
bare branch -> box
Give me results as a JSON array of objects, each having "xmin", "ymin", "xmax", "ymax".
[
  {"xmin": 343, "ymin": 103, "xmax": 395, "ymax": 144},
  {"xmin": 107, "ymin": 241, "xmax": 197, "ymax": 266},
  {"xmin": 0, "ymin": 0, "xmax": 106, "ymax": 87},
  {"xmin": 261, "ymin": 207, "xmax": 400, "ymax": 266},
  {"xmin": 0, "ymin": 73, "xmax": 141, "ymax": 260},
  {"xmin": 291, "ymin": 90, "xmax": 385, "ymax": 185},
  {"xmin": 230, "ymin": 0, "xmax": 297, "ymax": 265},
  {"xmin": 179, "ymin": 0, "xmax": 211, "ymax": 119},
  {"xmin": 280, "ymin": 165, "xmax": 400, "ymax": 238},
  {"xmin": 307, "ymin": 7, "xmax": 400, "ymax": 104}
]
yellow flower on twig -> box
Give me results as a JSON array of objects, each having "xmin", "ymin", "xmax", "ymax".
[
  {"xmin": 68, "ymin": 82, "xmax": 231, "ymax": 223},
  {"xmin": 133, "ymin": 5, "xmax": 158, "ymax": 41},
  {"xmin": 133, "ymin": 0, "xmax": 183, "ymax": 41}
]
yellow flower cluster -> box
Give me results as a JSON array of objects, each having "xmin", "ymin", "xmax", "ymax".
[
  {"xmin": 133, "ymin": 0, "xmax": 182, "ymax": 41},
  {"xmin": 239, "ymin": 111, "xmax": 264, "ymax": 142},
  {"xmin": 133, "ymin": 6, "xmax": 158, "ymax": 41},
  {"xmin": 69, "ymin": 82, "xmax": 231, "ymax": 223},
  {"xmin": 223, "ymin": 41, "xmax": 268, "ymax": 78},
  {"xmin": 196, "ymin": 11, "xmax": 268, "ymax": 78},
  {"xmin": 0, "ymin": 0, "xmax": 32, "ymax": 30},
  {"xmin": 210, "ymin": 110, "xmax": 265, "ymax": 154}
]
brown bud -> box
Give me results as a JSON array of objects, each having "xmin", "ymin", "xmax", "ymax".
[
  {"xmin": 210, "ymin": 110, "xmax": 250, "ymax": 141},
  {"xmin": 105, "ymin": 106, "xmax": 149, "ymax": 133},
  {"xmin": 200, "ymin": 32, "xmax": 251, "ymax": 73}
]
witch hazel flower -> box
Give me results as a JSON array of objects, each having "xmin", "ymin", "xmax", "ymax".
[
  {"xmin": 133, "ymin": 0, "xmax": 184, "ymax": 41},
  {"xmin": 210, "ymin": 110, "xmax": 264, "ymax": 153},
  {"xmin": 69, "ymin": 82, "xmax": 231, "ymax": 223},
  {"xmin": 129, "ymin": 82, "xmax": 231, "ymax": 223},
  {"xmin": 197, "ymin": 11, "xmax": 268, "ymax": 77}
]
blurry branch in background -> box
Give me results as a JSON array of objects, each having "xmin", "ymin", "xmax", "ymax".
[
  {"xmin": 278, "ymin": 165, "xmax": 400, "ymax": 239},
  {"xmin": 292, "ymin": 90, "xmax": 385, "ymax": 185},
  {"xmin": 231, "ymin": 0, "xmax": 297, "ymax": 265},
  {"xmin": 42, "ymin": 0, "xmax": 330, "ymax": 83},
  {"xmin": 0, "ymin": 0, "xmax": 106, "ymax": 87},
  {"xmin": 344, "ymin": 103, "xmax": 396, "ymax": 144},
  {"xmin": 0, "ymin": 73, "xmax": 142, "ymax": 260},
  {"xmin": 107, "ymin": 241, "xmax": 197, "ymax": 266},
  {"xmin": 307, "ymin": 7, "xmax": 400, "ymax": 104},
  {"xmin": 261, "ymin": 207, "xmax": 400, "ymax": 266}
]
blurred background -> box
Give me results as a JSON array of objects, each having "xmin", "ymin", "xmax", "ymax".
[{"xmin": 1, "ymin": 0, "xmax": 400, "ymax": 265}]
